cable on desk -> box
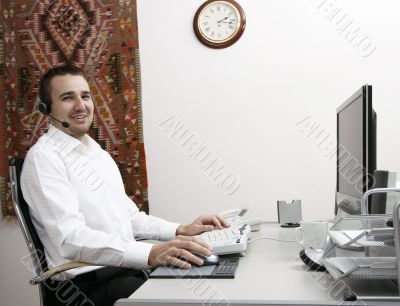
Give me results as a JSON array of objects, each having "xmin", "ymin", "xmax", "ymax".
[{"xmin": 248, "ymin": 236, "xmax": 296, "ymax": 243}]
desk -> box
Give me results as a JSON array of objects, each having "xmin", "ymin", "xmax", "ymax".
[{"xmin": 115, "ymin": 223, "xmax": 399, "ymax": 306}]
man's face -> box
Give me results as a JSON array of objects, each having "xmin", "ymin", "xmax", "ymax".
[{"xmin": 49, "ymin": 74, "xmax": 94, "ymax": 141}]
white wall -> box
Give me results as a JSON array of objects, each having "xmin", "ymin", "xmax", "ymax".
[
  {"xmin": 137, "ymin": 0, "xmax": 400, "ymax": 223},
  {"xmin": 2, "ymin": 1, "xmax": 400, "ymax": 304}
]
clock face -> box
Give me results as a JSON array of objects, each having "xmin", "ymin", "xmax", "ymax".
[{"xmin": 194, "ymin": 0, "xmax": 246, "ymax": 48}]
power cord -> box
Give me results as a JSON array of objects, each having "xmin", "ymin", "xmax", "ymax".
[{"xmin": 248, "ymin": 236, "xmax": 296, "ymax": 243}]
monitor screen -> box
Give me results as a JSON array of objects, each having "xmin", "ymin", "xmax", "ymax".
[{"xmin": 336, "ymin": 85, "xmax": 376, "ymax": 215}]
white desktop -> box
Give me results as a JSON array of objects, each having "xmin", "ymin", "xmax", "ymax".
[{"xmin": 115, "ymin": 221, "xmax": 399, "ymax": 306}]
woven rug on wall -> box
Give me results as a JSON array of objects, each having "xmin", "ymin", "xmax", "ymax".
[{"xmin": 0, "ymin": 0, "xmax": 149, "ymax": 217}]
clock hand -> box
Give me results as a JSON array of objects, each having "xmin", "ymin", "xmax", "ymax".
[
  {"xmin": 217, "ymin": 16, "xmax": 229, "ymax": 23},
  {"xmin": 220, "ymin": 21, "xmax": 235, "ymax": 25}
]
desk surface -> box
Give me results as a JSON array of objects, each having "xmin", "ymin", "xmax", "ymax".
[{"xmin": 116, "ymin": 223, "xmax": 399, "ymax": 306}]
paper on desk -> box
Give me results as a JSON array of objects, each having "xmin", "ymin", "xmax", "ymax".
[
  {"xmin": 323, "ymin": 257, "xmax": 396, "ymax": 274},
  {"xmin": 329, "ymin": 229, "xmax": 393, "ymax": 248},
  {"xmin": 328, "ymin": 230, "xmax": 364, "ymax": 246}
]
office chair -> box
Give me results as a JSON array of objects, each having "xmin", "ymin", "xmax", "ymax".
[{"xmin": 9, "ymin": 156, "xmax": 94, "ymax": 306}]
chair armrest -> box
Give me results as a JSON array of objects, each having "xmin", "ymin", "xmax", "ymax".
[{"xmin": 30, "ymin": 262, "xmax": 97, "ymax": 285}]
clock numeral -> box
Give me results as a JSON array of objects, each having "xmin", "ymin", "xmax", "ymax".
[
  {"xmin": 203, "ymin": 21, "xmax": 208, "ymax": 26},
  {"xmin": 210, "ymin": 8, "xmax": 214, "ymax": 13},
  {"xmin": 211, "ymin": 31, "xmax": 215, "ymax": 37},
  {"xmin": 205, "ymin": 27, "xmax": 210, "ymax": 32},
  {"xmin": 228, "ymin": 11, "xmax": 233, "ymax": 16},
  {"xmin": 218, "ymin": 33, "xmax": 222, "ymax": 38},
  {"xmin": 217, "ymin": 5, "xmax": 220, "ymax": 11},
  {"xmin": 229, "ymin": 25, "xmax": 234, "ymax": 29}
]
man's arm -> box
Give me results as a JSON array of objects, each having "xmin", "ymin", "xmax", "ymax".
[
  {"xmin": 123, "ymin": 198, "xmax": 229, "ymax": 268},
  {"xmin": 124, "ymin": 196, "xmax": 229, "ymax": 239},
  {"xmin": 124, "ymin": 195, "xmax": 180, "ymax": 241},
  {"xmin": 148, "ymin": 215, "xmax": 230, "ymax": 269},
  {"xmin": 176, "ymin": 215, "xmax": 230, "ymax": 236}
]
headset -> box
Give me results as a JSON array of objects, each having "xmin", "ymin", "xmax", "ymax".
[{"xmin": 38, "ymin": 101, "xmax": 70, "ymax": 128}]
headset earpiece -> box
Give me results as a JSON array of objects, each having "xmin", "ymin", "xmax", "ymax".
[
  {"xmin": 38, "ymin": 101, "xmax": 70, "ymax": 128},
  {"xmin": 38, "ymin": 102, "xmax": 51, "ymax": 115}
]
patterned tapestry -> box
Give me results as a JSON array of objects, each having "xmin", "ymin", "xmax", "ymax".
[{"xmin": 0, "ymin": 0, "xmax": 149, "ymax": 217}]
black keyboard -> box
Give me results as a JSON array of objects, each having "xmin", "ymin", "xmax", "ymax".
[
  {"xmin": 149, "ymin": 256, "xmax": 240, "ymax": 279},
  {"xmin": 210, "ymin": 257, "xmax": 239, "ymax": 278}
]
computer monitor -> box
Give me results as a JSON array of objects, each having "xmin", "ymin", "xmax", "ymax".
[{"xmin": 335, "ymin": 85, "xmax": 377, "ymax": 215}]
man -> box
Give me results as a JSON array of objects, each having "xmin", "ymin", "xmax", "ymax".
[{"xmin": 21, "ymin": 65, "xmax": 229, "ymax": 306}]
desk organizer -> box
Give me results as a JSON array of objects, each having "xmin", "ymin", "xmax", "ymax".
[
  {"xmin": 322, "ymin": 188, "xmax": 400, "ymax": 294},
  {"xmin": 323, "ymin": 214, "xmax": 396, "ymax": 280}
]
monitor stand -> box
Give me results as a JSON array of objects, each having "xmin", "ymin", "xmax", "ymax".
[{"xmin": 281, "ymin": 222, "xmax": 300, "ymax": 228}]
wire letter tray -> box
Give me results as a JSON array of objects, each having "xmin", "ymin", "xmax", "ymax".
[{"xmin": 322, "ymin": 214, "xmax": 397, "ymax": 280}]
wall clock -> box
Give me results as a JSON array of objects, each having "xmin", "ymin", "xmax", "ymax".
[{"xmin": 193, "ymin": 0, "xmax": 246, "ymax": 49}]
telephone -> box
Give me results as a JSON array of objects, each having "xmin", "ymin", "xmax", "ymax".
[
  {"xmin": 218, "ymin": 208, "xmax": 246, "ymax": 219},
  {"xmin": 218, "ymin": 208, "xmax": 263, "ymax": 229}
]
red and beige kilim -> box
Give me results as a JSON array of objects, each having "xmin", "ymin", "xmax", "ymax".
[{"xmin": 0, "ymin": 0, "xmax": 148, "ymax": 216}]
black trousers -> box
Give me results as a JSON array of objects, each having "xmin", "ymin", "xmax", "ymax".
[{"xmin": 44, "ymin": 267, "xmax": 147, "ymax": 306}]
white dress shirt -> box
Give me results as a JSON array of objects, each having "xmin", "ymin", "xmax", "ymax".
[{"xmin": 21, "ymin": 125, "xmax": 180, "ymax": 279}]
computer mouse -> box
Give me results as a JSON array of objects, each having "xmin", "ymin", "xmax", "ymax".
[{"xmin": 193, "ymin": 253, "xmax": 220, "ymax": 266}]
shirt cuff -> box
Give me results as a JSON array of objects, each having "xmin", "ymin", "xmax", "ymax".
[
  {"xmin": 123, "ymin": 241, "xmax": 155, "ymax": 269},
  {"xmin": 158, "ymin": 221, "xmax": 181, "ymax": 241}
]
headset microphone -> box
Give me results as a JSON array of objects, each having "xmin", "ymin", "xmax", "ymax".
[
  {"xmin": 38, "ymin": 102, "xmax": 70, "ymax": 128},
  {"xmin": 47, "ymin": 114, "xmax": 70, "ymax": 128}
]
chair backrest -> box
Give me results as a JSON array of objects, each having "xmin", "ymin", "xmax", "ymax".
[{"xmin": 9, "ymin": 156, "xmax": 48, "ymax": 276}]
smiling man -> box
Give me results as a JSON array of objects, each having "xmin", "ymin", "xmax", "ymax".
[
  {"xmin": 39, "ymin": 67, "xmax": 94, "ymax": 139},
  {"xmin": 21, "ymin": 65, "xmax": 229, "ymax": 306}
]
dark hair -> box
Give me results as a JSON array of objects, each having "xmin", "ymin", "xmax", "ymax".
[{"xmin": 39, "ymin": 65, "xmax": 86, "ymax": 107}]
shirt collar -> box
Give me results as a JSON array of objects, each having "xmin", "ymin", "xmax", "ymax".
[
  {"xmin": 81, "ymin": 133, "xmax": 101, "ymax": 153},
  {"xmin": 45, "ymin": 125, "xmax": 100, "ymax": 156}
]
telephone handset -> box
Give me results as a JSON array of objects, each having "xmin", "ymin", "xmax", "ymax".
[
  {"xmin": 218, "ymin": 208, "xmax": 247, "ymax": 219},
  {"xmin": 218, "ymin": 208, "xmax": 263, "ymax": 228}
]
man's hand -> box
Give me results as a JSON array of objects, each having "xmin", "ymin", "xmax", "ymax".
[
  {"xmin": 148, "ymin": 236, "xmax": 212, "ymax": 269},
  {"xmin": 176, "ymin": 215, "xmax": 230, "ymax": 236}
]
